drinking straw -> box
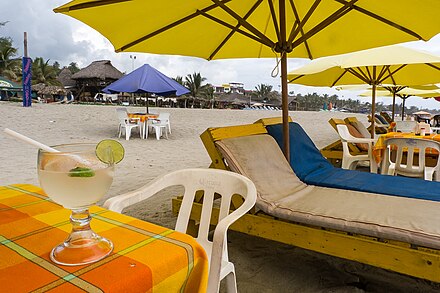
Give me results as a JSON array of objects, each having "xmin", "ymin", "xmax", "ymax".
[
  {"xmin": 4, "ymin": 128, "xmax": 59, "ymax": 152},
  {"xmin": 3, "ymin": 128, "xmax": 95, "ymax": 167}
]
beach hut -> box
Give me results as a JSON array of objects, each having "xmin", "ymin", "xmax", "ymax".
[
  {"xmin": 33, "ymin": 83, "xmax": 67, "ymax": 102},
  {"xmin": 72, "ymin": 60, "xmax": 123, "ymax": 101},
  {"xmin": 57, "ymin": 68, "xmax": 76, "ymax": 89}
]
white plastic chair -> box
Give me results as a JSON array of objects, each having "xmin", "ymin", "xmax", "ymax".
[
  {"xmin": 395, "ymin": 120, "xmax": 417, "ymax": 133},
  {"xmin": 382, "ymin": 137, "xmax": 440, "ymax": 181},
  {"xmin": 116, "ymin": 108, "xmax": 141, "ymax": 140},
  {"xmin": 336, "ymin": 124, "xmax": 377, "ymax": 173},
  {"xmin": 149, "ymin": 112, "xmax": 171, "ymax": 140},
  {"xmin": 104, "ymin": 168, "xmax": 257, "ymax": 293}
]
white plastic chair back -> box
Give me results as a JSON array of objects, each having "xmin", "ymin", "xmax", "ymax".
[
  {"xmin": 104, "ymin": 168, "xmax": 257, "ymax": 293},
  {"xmin": 395, "ymin": 120, "xmax": 417, "ymax": 133},
  {"xmin": 116, "ymin": 108, "xmax": 128, "ymax": 124},
  {"xmin": 156, "ymin": 112, "xmax": 171, "ymax": 134},
  {"xmin": 336, "ymin": 124, "xmax": 376, "ymax": 172},
  {"xmin": 417, "ymin": 122, "xmax": 431, "ymax": 134},
  {"xmin": 116, "ymin": 108, "xmax": 141, "ymax": 140},
  {"xmin": 385, "ymin": 137, "xmax": 440, "ymax": 180}
]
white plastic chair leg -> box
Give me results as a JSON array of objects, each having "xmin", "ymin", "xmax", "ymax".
[
  {"xmin": 118, "ymin": 125, "xmax": 122, "ymax": 139},
  {"xmin": 163, "ymin": 126, "xmax": 168, "ymax": 139},
  {"xmin": 224, "ymin": 271, "xmax": 238, "ymax": 293},
  {"xmin": 126, "ymin": 128, "xmax": 130, "ymax": 140},
  {"xmin": 155, "ymin": 126, "xmax": 161, "ymax": 140}
]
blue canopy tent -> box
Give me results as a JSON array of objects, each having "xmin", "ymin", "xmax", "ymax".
[{"xmin": 103, "ymin": 64, "xmax": 189, "ymax": 112}]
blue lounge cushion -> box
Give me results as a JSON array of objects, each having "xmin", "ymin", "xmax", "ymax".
[{"xmin": 266, "ymin": 122, "xmax": 440, "ymax": 202}]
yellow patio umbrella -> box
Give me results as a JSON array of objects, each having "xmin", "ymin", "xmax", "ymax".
[
  {"xmin": 288, "ymin": 45, "xmax": 440, "ymax": 137},
  {"xmin": 54, "ymin": 1, "xmax": 440, "ymax": 158}
]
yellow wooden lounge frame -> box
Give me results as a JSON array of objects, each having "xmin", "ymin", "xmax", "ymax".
[{"xmin": 173, "ymin": 117, "xmax": 440, "ymax": 283}]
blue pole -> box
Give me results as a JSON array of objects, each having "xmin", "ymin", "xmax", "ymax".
[{"xmin": 22, "ymin": 57, "xmax": 32, "ymax": 107}]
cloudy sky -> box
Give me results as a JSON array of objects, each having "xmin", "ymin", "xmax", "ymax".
[{"xmin": 3, "ymin": 0, "xmax": 440, "ymax": 109}]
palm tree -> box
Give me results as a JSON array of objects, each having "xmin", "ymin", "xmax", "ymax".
[
  {"xmin": 185, "ymin": 72, "xmax": 206, "ymax": 108},
  {"xmin": 0, "ymin": 37, "xmax": 20, "ymax": 80},
  {"xmin": 67, "ymin": 62, "xmax": 81, "ymax": 74},
  {"xmin": 253, "ymin": 84, "xmax": 273, "ymax": 102},
  {"xmin": 32, "ymin": 57, "xmax": 60, "ymax": 85},
  {"xmin": 173, "ymin": 75, "xmax": 184, "ymax": 85},
  {"xmin": 201, "ymin": 84, "xmax": 215, "ymax": 109}
]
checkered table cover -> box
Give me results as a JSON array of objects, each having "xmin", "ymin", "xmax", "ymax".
[{"xmin": 0, "ymin": 184, "xmax": 208, "ymax": 292}]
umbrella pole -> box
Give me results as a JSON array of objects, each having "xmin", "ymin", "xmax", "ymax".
[
  {"xmin": 392, "ymin": 91, "xmax": 396, "ymax": 122},
  {"xmin": 402, "ymin": 98, "xmax": 406, "ymax": 121},
  {"xmin": 281, "ymin": 52, "xmax": 290, "ymax": 161},
  {"xmin": 279, "ymin": 0, "xmax": 290, "ymax": 161},
  {"xmin": 371, "ymin": 83, "xmax": 376, "ymax": 138}
]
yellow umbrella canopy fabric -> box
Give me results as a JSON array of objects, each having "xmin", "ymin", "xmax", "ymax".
[
  {"xmin": 54, "ymin": 0, "xmax": 440, "ymax": 157},
  {"xmin": 55, "ymin": 1, "xmax": 440, "ymax": 60}
]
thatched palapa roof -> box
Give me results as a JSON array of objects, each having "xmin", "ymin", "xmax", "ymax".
[
  {"xmin": 57, "ymin": 68, "xmax": 76, "ymax": 87},
  {"xmin": 33, "ymin": 83, "xmax": 67, "ymax": 95},
  {"xmin": 72, "ymin": 60, "xmax": 123, "ymax": 80},
  {"xmin": 215, "ymin": 92, "xmax": 250, "ymax": 104}
]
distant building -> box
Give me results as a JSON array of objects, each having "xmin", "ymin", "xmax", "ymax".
[{"xmin": 214, "ymin": 82, "xmax": 245, "ymax": 94}]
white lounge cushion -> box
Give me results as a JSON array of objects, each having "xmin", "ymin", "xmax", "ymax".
[{"xmin": 216, "ymin": 134, "xmax": 440, "ymax": 249}]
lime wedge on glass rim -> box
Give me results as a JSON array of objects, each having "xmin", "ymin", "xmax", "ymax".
[{"xmin": 96, "ymin": 139, "xmax": 125, "ymax": 164}]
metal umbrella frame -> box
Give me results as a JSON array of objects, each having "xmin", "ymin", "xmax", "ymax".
[{"xmin": 54, "ymin": 0, "xmax": 440, "ymax": 159}]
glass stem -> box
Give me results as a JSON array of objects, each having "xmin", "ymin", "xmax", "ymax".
[{"xmin": 67, "ymin": 208, "xmax": 96, "ymax": 244}]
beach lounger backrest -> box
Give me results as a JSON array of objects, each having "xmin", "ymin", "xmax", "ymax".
[{"xmin": 216, "ymin": 134, "xmax": 309, "ymax": 212}]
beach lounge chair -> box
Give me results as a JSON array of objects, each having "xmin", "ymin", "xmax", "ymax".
[
  {"xmin": 380, "ymin": 111, "xmax": 393, "ymax": 124},
  {"xmin": 189, "ymin": 118, "xmax": 440, "ymax": 283},
  {"xmin": 104, "ymin": 168, "xmax": 257, "ymax": 293}
]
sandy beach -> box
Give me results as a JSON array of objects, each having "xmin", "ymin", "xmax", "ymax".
[{"xmin": 1, "ymin": 102, "xmax": 438, "ymax": 292}]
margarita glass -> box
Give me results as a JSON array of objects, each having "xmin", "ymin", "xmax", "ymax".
[{"xmin": 38, "ymin": 143, "xmax": 114, "ymax": 266}]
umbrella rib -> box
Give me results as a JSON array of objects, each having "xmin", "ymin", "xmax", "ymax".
[
  {"xmin": 288, "ymin": 0, "xmax": 314, "ymax": 59},
  {"xmin": 364, "ymin": 66, "xmax": 373, "ymax": 83},
  {"xmin": 53, "ymin": 0, "xmax": 131, "ymax": 12},
  {"xmin": 335, "ymin": 0, "xmax": 424, "ymax": 40},
  {"xmin": 208, "ymin": 0, "xmax": 264, "ymax": 60},
  {"xmin": 268, "ymin": 0, "xmax": 281, "ymax": 42},
  {"xmin": 291, "ymin": 0, "xmax": 358, "ymax": 50},
  {"xmin": 330, "ymin": 69, "xmax": 348, "ymax": 87},
  {"xmin": 385, "ymin": 68, "xmax": 398, "ymax": 86},
  {"xmin": 378, "ymin": 64, "xmax": 407, "ymax": 84},
  {"xmin": 377, "ymin": 65, "xmax": 390, "ymax": 82},
  {"xmin": 346, "ymin": 68, "xmax": 370, "ymax": 84},
  {"xmin": 116, "ymin": 0, "xmax": 232, "ymax": 52},
  {"xmin": 211, "ymin": 0, "xmax": 275, "ymax": 49},
  {"xmin": 426, "ymin": 63, "xmax": 440, "ymax": 72},
  {"xmin": 287, "ymin": 74, "xmax": 305, "ymax": 83},
  {"xmin": 287, "ymin": 0, "xmax": 321, "ymax": 45},
  {"xmin": 200, "ymin": 11, "xmax": 274, "ymax": 50}
]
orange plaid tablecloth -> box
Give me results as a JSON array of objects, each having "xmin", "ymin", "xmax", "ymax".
[
  {"xmin": 0, "ymin": 184, "xmax": 208, "ymax": 293},
  {"xmin": 128, "ymin": 113, "xmax": 158, "ymax": 123},
  {"xmin": 373, "ymin": 132, "xmax": 440, "ymax": 163}
]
